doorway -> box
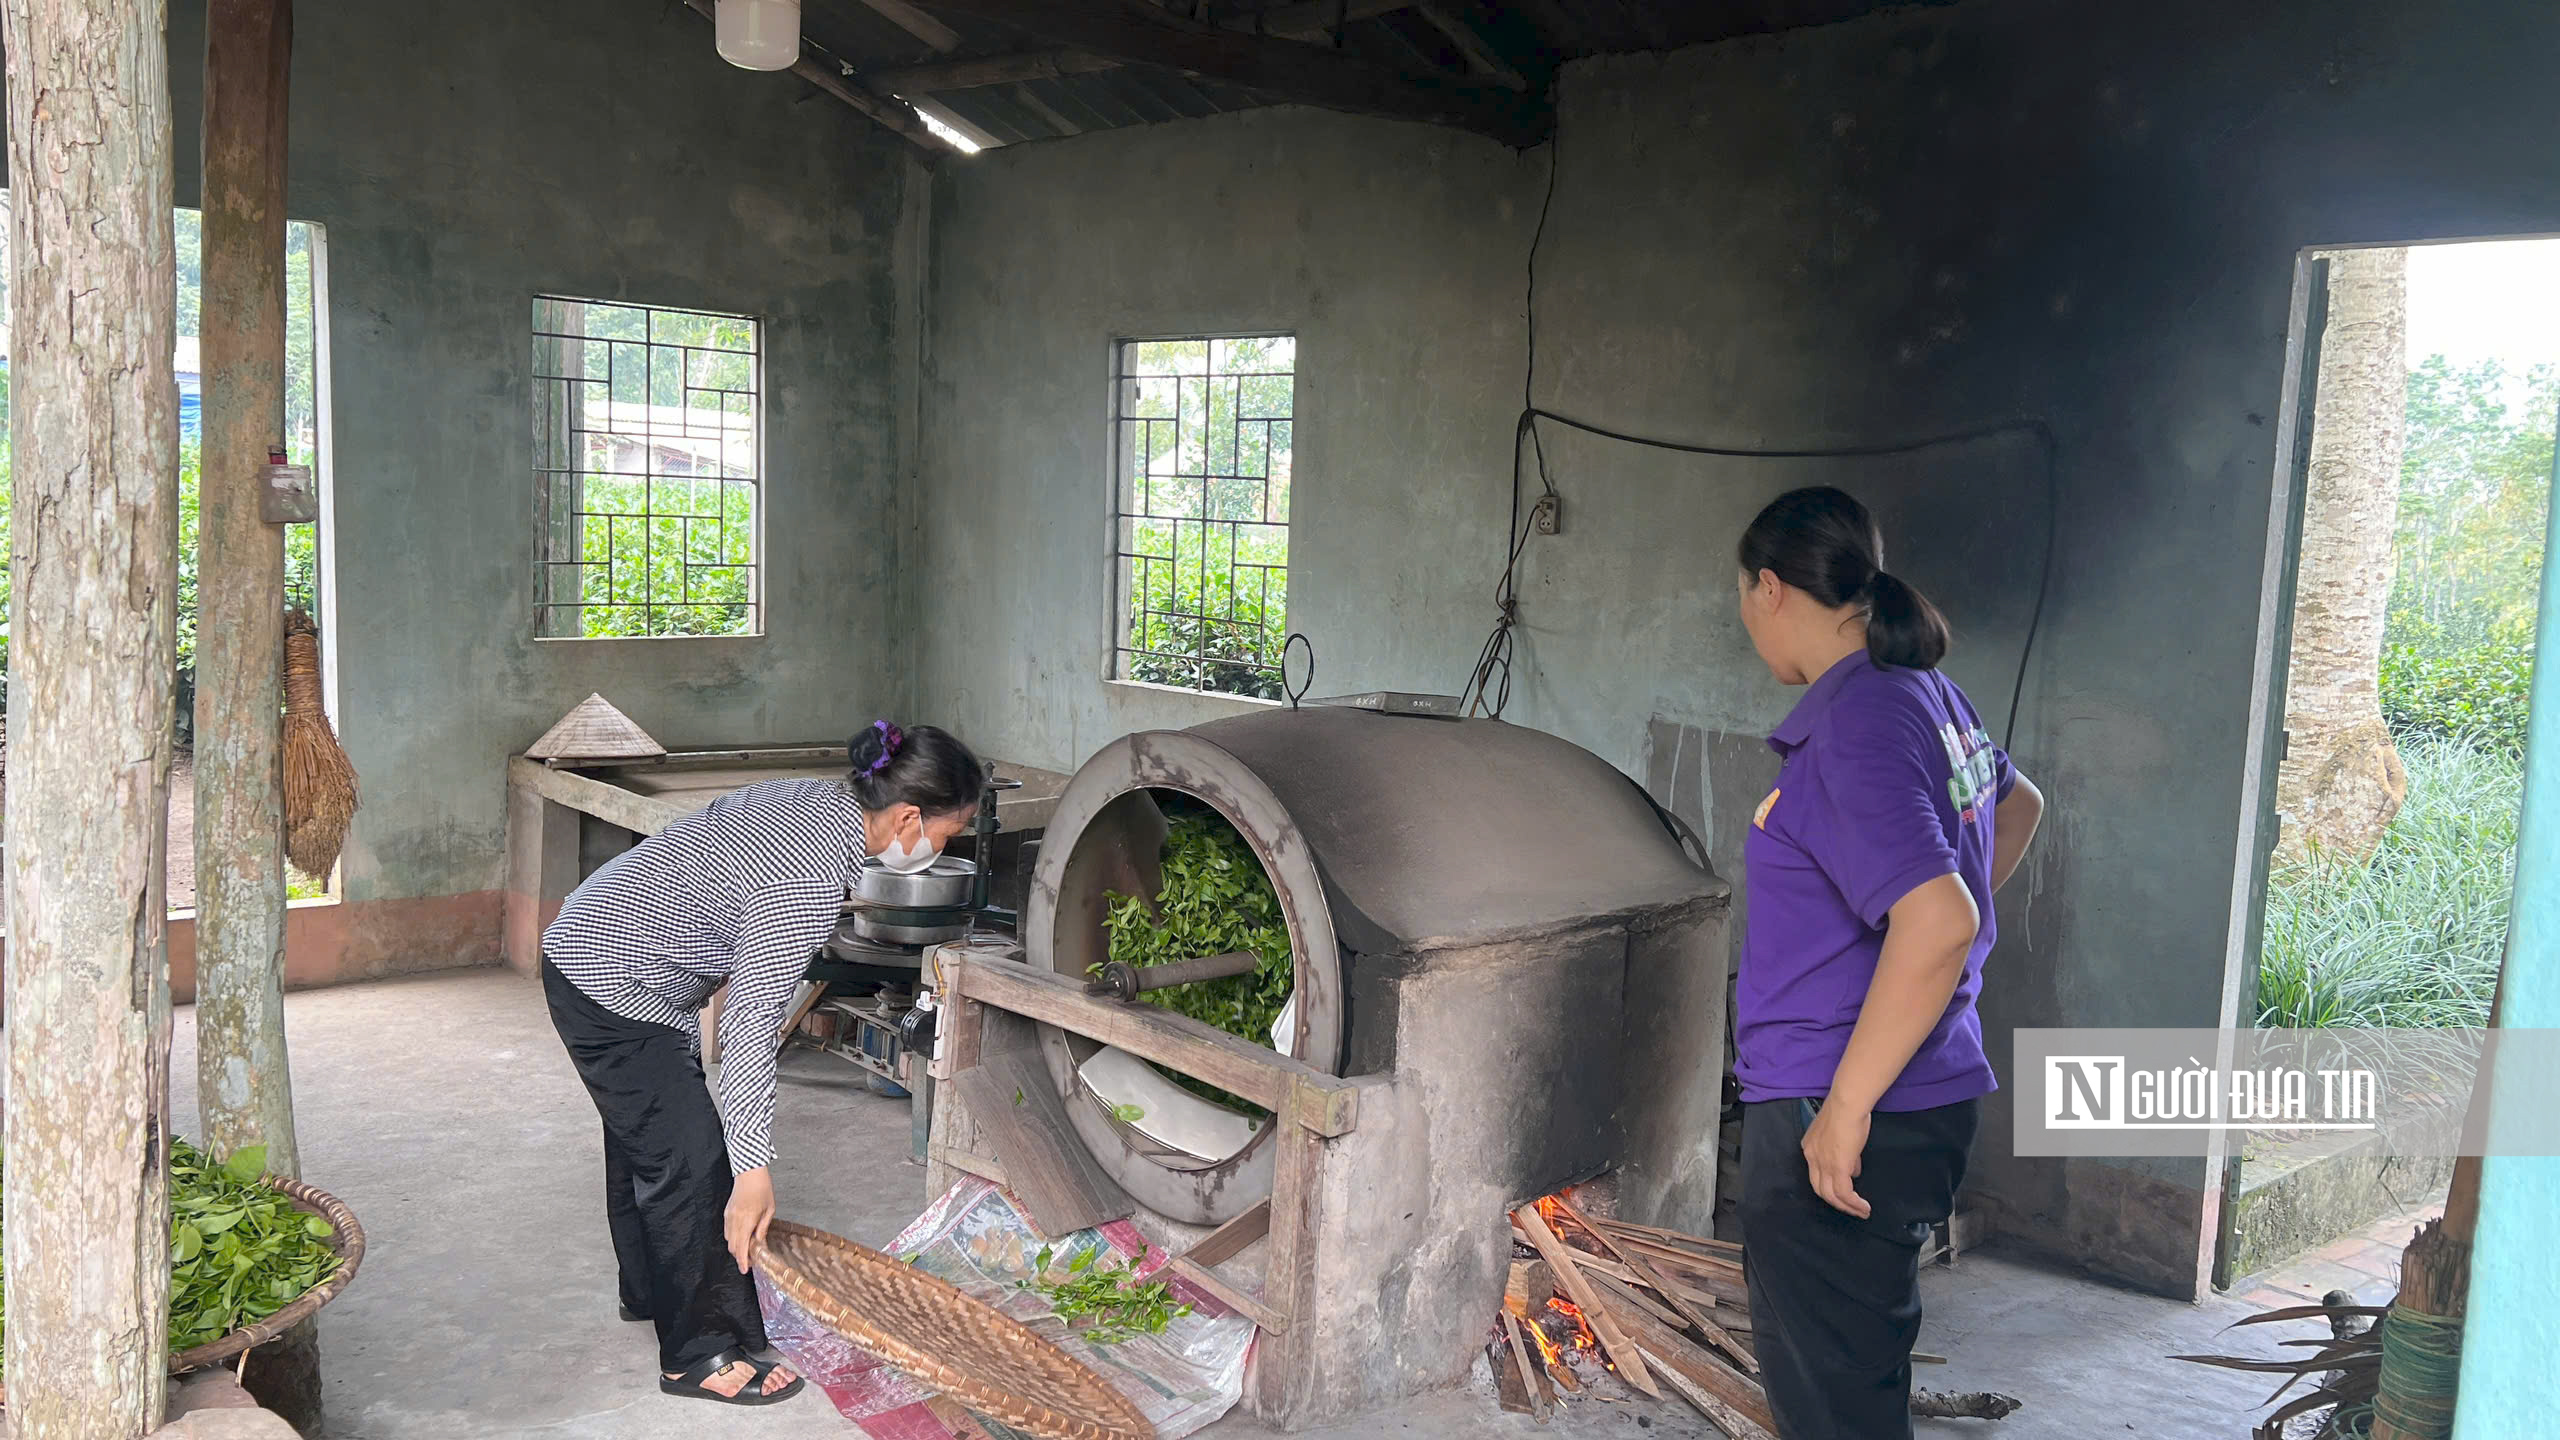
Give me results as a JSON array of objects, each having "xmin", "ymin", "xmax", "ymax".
[{"xmin": 2224, "ymin": 238, "xmax": 2556, "ymax": 1287}]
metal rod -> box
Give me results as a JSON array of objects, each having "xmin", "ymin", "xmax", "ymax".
[{"xmin": 1086, "ymin": 951, "xmax": 1261, "ymax": 1002}]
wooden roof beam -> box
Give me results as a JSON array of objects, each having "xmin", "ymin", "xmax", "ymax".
[
  {"xmin": 870, "ymin": 48, "xmax": 1121, "ymax": 95},
  {"xmin": 909, "ymin": 0, "xmax": 1544, "ymax": 144},
  {"xmin": 680, "ymin": 0, "xmax": 956, "ymax": 156}
]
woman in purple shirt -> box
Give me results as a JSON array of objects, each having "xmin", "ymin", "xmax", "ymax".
[{"xmin": 1732, "ymin": 487, "xmax": 2045, "ymax": 1439}]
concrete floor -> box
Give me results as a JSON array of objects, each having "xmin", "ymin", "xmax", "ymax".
[{"xmin": 150, "ymin": 969, "xmax": 2297, "ymax": 1439}]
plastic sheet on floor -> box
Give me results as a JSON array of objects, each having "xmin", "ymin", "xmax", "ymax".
[{"xmin": 758, "ymin": 1178, "xmax": 1257, "ymax": 1439}]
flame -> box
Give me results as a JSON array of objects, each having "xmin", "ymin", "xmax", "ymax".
[
  {"xmin": 1545, "ymin": 1298, "xmax": 1601, "ymax": 1353},
  {"xmin": 1525, "ymin": 1314, "xmax": 1565, "ymax": 1367}
]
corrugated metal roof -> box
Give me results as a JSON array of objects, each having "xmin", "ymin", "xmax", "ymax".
[{"xmin": 760, "ymin": 1, "xmax": 1926, "ymax": 152}]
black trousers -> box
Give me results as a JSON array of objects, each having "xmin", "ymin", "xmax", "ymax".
[
  {"xmin": 1739, "ymin": 1097, "xmax": 1978, "ymax": 1440},
  {"xmin": 543, "ymin": 959, "xmax": 768, "ymax": 1373}
]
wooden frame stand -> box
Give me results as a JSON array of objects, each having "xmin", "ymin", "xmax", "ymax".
[{"xmin": 929, "ymin": 955, "xmax": 1364, "ymax": 1340}]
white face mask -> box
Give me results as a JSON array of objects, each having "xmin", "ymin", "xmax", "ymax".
[{"xmin": 877, "ymin": 820, "xmax": 940, "ymax": 874}]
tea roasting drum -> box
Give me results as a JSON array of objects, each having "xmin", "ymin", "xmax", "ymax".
[{"xmin": 1005, "ymin": 707, "xmax": 1733, "ymax": 1426}]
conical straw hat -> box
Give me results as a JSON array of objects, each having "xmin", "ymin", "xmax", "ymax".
[{"xmin": 526, "ymin": 693, "xmax": 667, "ymax": 762}]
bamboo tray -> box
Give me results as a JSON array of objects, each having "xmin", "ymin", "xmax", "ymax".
[
  {"xmin": 758, "ymin": 1220, "xmax": 1156, "ymax": 1440},
  {"xmin": 0, "ymin": 1173, "xmax": 365, "ymax": 1406}
]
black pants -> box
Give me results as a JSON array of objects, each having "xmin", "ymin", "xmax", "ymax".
[
  {"xmin": 543, "ymin": 959, "xmax": 768, "ymax": 1373},
  {"xmin": 1739, "ymin": 1098, "xmax": 1978, "ymax": 1440}
]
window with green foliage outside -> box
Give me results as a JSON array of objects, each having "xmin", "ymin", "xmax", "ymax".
[
  {"xmin": 1113, "ymin": 335, "xmax": 1293, "ymax": 698},
  {"xmin": 533, "ymin": 297, "xmax": 762, "ymax": 639}
]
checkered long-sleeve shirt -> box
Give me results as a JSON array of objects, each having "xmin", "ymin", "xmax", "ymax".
[{"xmin": 543, "ymin": 778, "xmax": 866, "ymax": 1175}]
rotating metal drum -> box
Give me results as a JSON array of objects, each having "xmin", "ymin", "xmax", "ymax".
[
  {"xmin": 1023, "ymin": 707, "xmax": 1718, "ymax": 1228},
  {"xmin": 1022, "ymin": 728, "xmax": 1341, "ymax": 1225}
]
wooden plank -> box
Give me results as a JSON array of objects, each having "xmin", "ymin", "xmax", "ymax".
[
  {"xmin": 951, "ymin": 1050, "xmax": 1136, "ymax": 1237},
  {"xmin": 1250, "ymin": 1085, "xmax": 1325, "ymax": 1409},
  {"xmin": 1595, "ymin": 1217, "xmax": 1745, "ymax": 1258},
  {"xmin": 1643, "ymin": 1344, "xmax": 1778, "ymax": 1440},
  {"xmin": 871, "ymin": 48, "xmax": 1120, "ymax": 93},
  {"xmin": 929, "ymin": 1142, "xmax": 1006, "ymax": 1186},
  {"xmin": 911, "ymin": 0, "xmax": 1541, "ymax": 145},
  {"xmin": 1510, "ymin": 1225, "xmax": 1752, "ymax": 1330},
  {"xmin": 950, "ymin": 958, "xmax": 1361, "ymax": 1134},
  {"xmin": 1183, "ymin": 1199, "xmax": 1272, "ymax": 1268},
  {"xmin": 1513, "ymin": 1205, "xmax": 1658, "ymax": 1398},
  {"xmin": 1505, "ymin": 1312, "xmax": 1555, "ymax": 1420},
  {"xmin": 778, "ymin": 980, "xmax": 829, "ymax": 1051},
  {"xmin": 860, "ymin": 0, "xmax": 962, "ymax": 50},
  {"xmin": 1505, "ymin": 1259, "xmax": 1554, "ymax": 1318},
  {"xmin": 934, "ymin": 973, "xmax": 988, "ymax": 1080},
  {"xmin": 1245, "ymin": 0, "xmax": 1420, "ymax": 34},
  {"xmin": 872, "ymin": 3, "xmax": 1423, "ymax": 97},
  {"xmin": 1488, "ymin": 1337, "xmax": 1533, "ymax": 1415},
  {"xmin": 511, "ymin": 756, "xmax": 691, "ymax": 836},
  {"xmin": 1415, "ymin": 3, "xmax": 1525, "ymax": 88},
  {"xmin": 1586, "ymin": 1271, "xmax": 1777, "ymax": 1435},
  {"xmin": 1605, "ymin": 1231, "xmax": 1749, "ymax": 1286},
  {"xmin": 1169, "ymin": 1199, "xmax": 1283, "ymax": 1332},
  {"xmin": 1169, "ymin": 1253, "xmax": 1289, "ymax": 1334},
  {"xmin": 1547, "ymin": 1193, "xmax": 1755, "ymax": 1374}
]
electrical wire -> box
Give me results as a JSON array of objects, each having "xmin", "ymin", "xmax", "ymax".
[{"xmin": 1462, "ymin": 125, "xmax": 2062, "ymax": 753}]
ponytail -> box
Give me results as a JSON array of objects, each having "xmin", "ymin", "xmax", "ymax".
[
  {"xmin": 1738, "ymin": 486, "xmax": 1952, "ymax": 670},
  {"xmin": 1860, "ymin": 570, "xmax": 1950, "ymax": 670}
]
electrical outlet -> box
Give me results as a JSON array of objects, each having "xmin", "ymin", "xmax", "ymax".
[{"xmin": 1532, "ymin": 494, "xmax": 1563, "ymax": 535}]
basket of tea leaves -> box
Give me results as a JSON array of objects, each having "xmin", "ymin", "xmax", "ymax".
[{"xmin": 0, "ymin": 1138, "xmax": 365, "ymax": 1398}]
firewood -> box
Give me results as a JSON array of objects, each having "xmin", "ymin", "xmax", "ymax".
[
  {"xmin": 1506, "ymin": 1259, "xmax": 1555, "ymax": 1318},
  {"xmin": 1513, "ymin": 1204, "xmax": 1661, "ymax": 1398},
  {"xmin": 1602, "ymin": 1229, "xmax": 1749, "ymax": 1285},
  {"xmin": 1488, "ymin": 1338, "xmax": 1534, "ymax": 1415},
  {"xmin": 1502, "ymin": 1311, "xmax": 1554, "ymax": 1422},
  {"xmin": 1595, "ymin": 1216, "xmax": 1745, "ymax": 1257},
  {"xmin": 1911, "ymin": 1389, "xmax": 2023, "ymax": 1420},
  {"xmin": 1524, "ymin": 1315, "xmax": 1582, "ymax": 1393},
  {"xmin": 1587, "ymin": 1271, "xmax": 1778, "ymax": 1433},
  {"xmin": 1514, "ymin": 1226, "xmax": 1743, "ymax": 1318},
  {"xmin": 1544, "ymin": 1187, "xmax": 1759, "ymax": 1374},
  {"xmin": 1643, "ymin": 1345, "xmax": 1778, "ymax": 1440}
]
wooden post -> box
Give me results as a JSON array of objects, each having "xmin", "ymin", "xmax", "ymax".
[
  {"xmin": 0, "ymin": 0, "xmax": 183, "ymax": 1430},
  {"xmin": 200, "ymin": 2, "xmax": 323, "ymax": 1427},
  {"xmin": 197, "ymin": 0, "xmax": 300, "ymax": 1174}
]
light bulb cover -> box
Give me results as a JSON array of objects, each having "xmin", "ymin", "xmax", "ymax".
[{"xmin": 716, "ymin": 0, "xmax": 800, "ymax": 71}]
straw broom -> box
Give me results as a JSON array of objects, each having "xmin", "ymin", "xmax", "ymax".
[{"xmin": 283, "ymin": 608, "xmax": 359, "ymax": 877}]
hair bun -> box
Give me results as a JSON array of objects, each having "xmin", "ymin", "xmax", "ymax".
[{"xmin": 851, "ymin": 720, "xmax": 904, "ymax": 777}]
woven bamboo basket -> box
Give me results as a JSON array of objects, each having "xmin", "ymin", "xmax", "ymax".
[
  {"xmin": 0, "ymin": 1175, "xmax": 366, "ymax": 1408},
  {"xmin": 757, "ymin": 1221, "xmax": 1156, "ymax": 1440}
]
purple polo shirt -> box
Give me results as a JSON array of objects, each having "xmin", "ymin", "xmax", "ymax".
[{"xmin": 1736, "ymin": 653, "xmax": 2010, "ymax": 1110}]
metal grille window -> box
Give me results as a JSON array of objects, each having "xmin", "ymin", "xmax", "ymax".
[
  {"xmin": 533, "ymin": 297, "xmax": 762, "ymax": 639},
  {"xmin": 1113, "ymin": 335, "xmax": 1295, "ymax": 698}
]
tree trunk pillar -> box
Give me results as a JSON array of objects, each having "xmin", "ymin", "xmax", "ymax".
[
  {"xmin": 196, "ymin": 0, "xmax": 298, "ymax": 1172},
  {"xmin": 199, "ymin": 1, "xmax": 321, "ymax": 1426},
  {"xmin": 0, "ymin": 0, "xmax": 183, "ymax": 1431}
]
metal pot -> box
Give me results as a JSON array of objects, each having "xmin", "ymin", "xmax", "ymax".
[
  {"xmin": 852, "ymin": 854, "xmax": 977, "ymax": 909},
  {"xmin": 846, "ymin": 855, "xmax": 979, "ymax": 946}
]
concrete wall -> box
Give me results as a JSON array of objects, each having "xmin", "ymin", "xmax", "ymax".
[
  {"xmin": 919, "ymin": 0, "xmax": 2560, "ymax": 1296},
  {"xmin": 7, "ymin": 0, "xmax": 919, "ymax": 982}
]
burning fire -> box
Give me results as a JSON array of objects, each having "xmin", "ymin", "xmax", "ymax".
[{"xmin": 1524, "ymin": 1312, "xmax": 1566, "ymax": 1367}]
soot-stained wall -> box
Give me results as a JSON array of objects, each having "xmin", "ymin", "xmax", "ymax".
[{"xmin": 921, "ymin": 0, "xmax": 2560, "ymax": 1295}]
